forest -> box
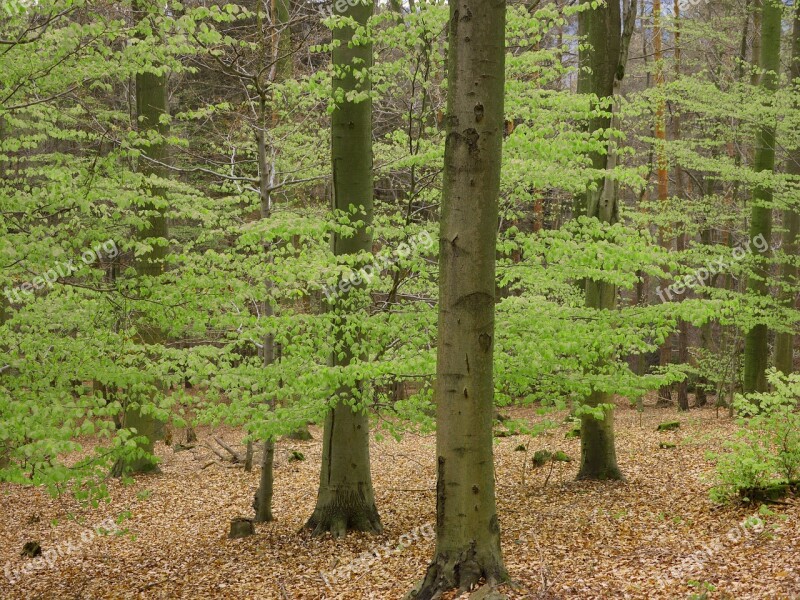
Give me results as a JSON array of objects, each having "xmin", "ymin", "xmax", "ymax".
[{"xmin": 1, "ymin": 0, "xmax": 800, "ymax": 597}]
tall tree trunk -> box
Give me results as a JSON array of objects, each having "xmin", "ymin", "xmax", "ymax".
[
  {"xmin": 253, "ymin": 0, "xmax": 297, "ymax": 520},
  {"xmin": 673, "ymin": 0, "xmax": 689, "ymax": 412},
  {"xmin": 743, "ymin": 0, "xmax": 781, "ymax": 394},
  {"xmin": 697, "ymin": 219, "xmax": 714, "ymax": 407},
  {"xmin": 653, "ymin": 0, "xmax": 674, "ymax": 406},
  {"xmin": 576, "ymin": 0, "xmax": 634, "ymax": 481},
  {"xmin": 305, "ymin": 0, "xmax": 381, "ymax": 538},
  {"xmin": 573, "ymin": 0, "xmax": 622, "ymax": 219},
  {"xmin": 774, "ymin": 5, "xmax": 800, "ymax": 375},
  {"xmin": 113, "ymin": 0, "xmax": 170, "ymax": 477},
  {"xmin": 411, "ymin": 0, "xmax": 507, "ymax": 597},
  {"xmin": 750, "ymin": 0, "xmax": 763, "ymax": 86}
]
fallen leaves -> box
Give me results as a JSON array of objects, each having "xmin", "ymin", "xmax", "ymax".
[{"xmin": 1, "ymin": 398, "xmax": 799, "ymax": 599}]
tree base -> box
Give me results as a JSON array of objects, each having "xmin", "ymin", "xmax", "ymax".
[
  {"xmin": 576, "ymin": 464, "xmax": 624, "ymax": 481},
  {"xmin": 408, "ymin": 549, "xmax": 507, "ymax": 600},
  {"xmin": 110, "ymin": 458, "xmax": 160, "ymax": 478},
  {"xmin": 286, "ymin": 425, "xmax": 313, "ymax": 441},
  {"xmin": 305, "ymin": 489, "xmax": 382, "ymax": 538},
  {"xmin": 253, "ymin": 490, "xmax": 274, "ymax": 523}
]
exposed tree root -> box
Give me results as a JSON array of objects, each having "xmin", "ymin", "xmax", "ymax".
[
  {"xmin": 409, "ymin": 547, "xmax": 507, "ymax": 600},
  {"xmin": 304, "ymin": 487, "xmax": 382, "ymax": 538}
]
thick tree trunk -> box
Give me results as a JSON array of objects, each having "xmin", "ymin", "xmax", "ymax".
[
  {"xmin": 411, "ymin": 0, "xmax": 507, "ymax": 597},
  {"xmin": 573, "ymin": 0, "xmax": 622, "ymax": 219},
  {"xmin": 306, "ymin": 403, "xmax": 381, "ymax": 536},
  {"xmin": 306, "ymin": 0, "xmax": 381, "ymax": 537},
  {"xmin": 743, "ymin": 0, "xmax": 780, "ymax": 394},
  {"xmin": 774, "ymin": 6, "xmax": 800, "ymax": 375}
]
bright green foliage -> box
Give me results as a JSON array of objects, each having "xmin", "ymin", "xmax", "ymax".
[
  {"xmin": 711, "ymin": 369, "xmax": 800, "ymax": 503},
  {"xmin": 1, "ymin": 0, "xmax": 798, "ymax": 517}
]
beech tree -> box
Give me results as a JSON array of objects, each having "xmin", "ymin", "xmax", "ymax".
[
  {"xmin": 575, "ymin": 0, "xmax": 636, "ymax": 480},
  {"xmin": 112, "ymin": 0, "xmax": 172, "ymax": 477},
  {"xmin": 743, "ymin": 0, "xmax": 781, "ymax": 394},
  {"xmin": 411, "ymin": 0, "xmax": 507, "ymax": 596},
  {"xmin": 305, "ymin": 0, "xmax": 382, "ymax": 538},
  {"xmin": 774, "ymin": 4, "xmax": 800, "ymax": 375}
]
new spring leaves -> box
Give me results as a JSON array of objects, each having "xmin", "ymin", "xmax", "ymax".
[
  {"xmin": 3, "ymin": 240, "xmax": 119, "ymax": 304},
  {"xmin": 323, "ymin": 231, "xmax": 434, "ymax": 302},
  {"xmin": 656, "ymin": 234, "xmax": 770, "ymax": 302}
]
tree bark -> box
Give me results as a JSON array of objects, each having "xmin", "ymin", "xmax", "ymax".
[
  {"xmin": 411, "ymin": 0, "xmax": 507, "ymax": 596},
  {"xmin": 573, "ymin": 0, "xmax": 622, "ymax": 219},
  {"xmin": 743, "ymin": 0, "xmax": 780, "ymax": 394},
  {"xmin": 774, "ymin": 5, "xmax": 800, "ymax": 375},
  {"xmin": 576, "ymin": 0, "xmax": 634, "ymax": 481},
  {"xmin": 306, "ymin": 0, "xmax": 381, "ymax": 538},
  {"xmin": 653, "ymin": 0, "xmax": 674, "ymax": 406},
  {"xmin": 673, "ymin": 0, "xmax": 689, "ymax": 412},
  {"xmin": 113, "ymin": 0, "xmax": 170, "ymax": 477},
  {"xmin": 253, "ymin": 0, "xmax": 296, "ymax": 520}
]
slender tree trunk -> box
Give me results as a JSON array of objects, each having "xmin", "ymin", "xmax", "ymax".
[
  {"xmin": 306, "ymin": 0, "xmax": 381, "ymax": 538},
  {"xmin": 743, "ymin": 0, "xmax": 780, "ymax": 394},
  {"xmin": 253, "ymin": 0, "xmax": 295, "ymax": 520},
  {"xmin": 575, "ymin": 0, "xmax": 635, "ymax": 481},
  {"xmin": 696, "ymin": 223, "xmax": 713, "ymax": 407},
  {"xmin": 673, "ymin": 0, "xmax": 689, "ymax": 412},
  {"xmin": 652, "ymin": 0, "xmax": 674, "ymax": 406},
  {"xmin": 411, "ymin": 0, "xmax": 507, "ymax": 597},
  {"xmin": 254, "ymin": 304, "xmax": 276, "ymax": 522},
  {"xmin": 774, "ymin": 5, "xmax": 800, "ymax": 375},
  {"xmin": 750, "ymin": 0, "xmax": 763, "ymax": 86}
]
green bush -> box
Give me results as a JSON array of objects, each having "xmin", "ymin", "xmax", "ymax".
[{"xmin": 710, "ymin": 369, "xmax": 800, "ymax": 503}]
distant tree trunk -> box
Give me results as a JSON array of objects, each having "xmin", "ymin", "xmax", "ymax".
[
  {"xmin": 750, "ymin": 0, "xmax": 763, "ymax": 86},
  {"xmin": 576, "ymin": 0, "xmax": 635, "ymax": 481},
  {"xmin": 253, "ymin": 0, "xmax": 294, "ymax": 521},
  {"xmin": 412, "ymin": 0, "xmax": 507, "ymax": 596},
  {"xmin": 305, "ymin": 0, "xmax": 381, "ymax": 538},
  {"xmin": 696, "ymin": 224, "xmax": 714, "ymax": 407},
  {"xmin": 673, "ymin": 0, "xmax": 689, "ymax": 412},
  {"xmin": 743, "ymin": 0, "xmax": 780, "ymax": 394},
  {"xmin": 774, "ymin": 5, "xmax": 800, "ymax": 375},
  {"xmin": 653, "ymin": 0, "xmax": 673, "ymax": 406},
  {"xmin": 113, "ymin": 0, "xmax": 170, "ymax": 477}
]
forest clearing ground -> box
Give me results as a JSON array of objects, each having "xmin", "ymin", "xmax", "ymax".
[{"xmin": 1, "ymin": 399, "xmax": 799, "ymax": 599}]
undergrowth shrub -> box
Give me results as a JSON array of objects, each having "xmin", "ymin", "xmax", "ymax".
[{"xmin": 710, "ymin": 369, "xmax": 800, "ymax": 503}]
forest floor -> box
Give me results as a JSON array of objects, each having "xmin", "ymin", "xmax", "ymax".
[{"xmin": 1, "ymin": 398, "xmax": 799, "ymax": 600}]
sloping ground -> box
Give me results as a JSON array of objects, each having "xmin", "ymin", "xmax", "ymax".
[{"xmin": 1, "ymin": 401, "xmax": 799, "ymax": 599}]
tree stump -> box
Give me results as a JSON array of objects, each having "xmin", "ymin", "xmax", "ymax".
[{"xmin": 228, "ymin": 517, "xmax": 255, "ymax": 539}]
